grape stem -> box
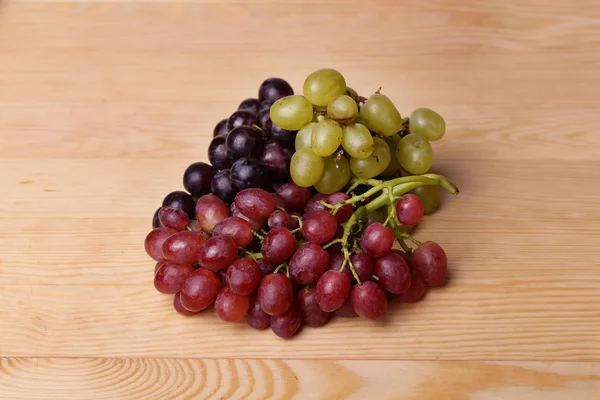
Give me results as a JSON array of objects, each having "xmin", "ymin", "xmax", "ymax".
[
  {"xmin": 400, "ymin": 233, "xmax": 423, "ymax": 247},
  {"xmin": 240, "ymin": 249, "xmax": 264, "ymax": 261}
]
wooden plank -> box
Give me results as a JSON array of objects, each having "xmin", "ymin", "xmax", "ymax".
[{"xmin": 0, "ymin": 358, "xmax": 599, "ymax": 399}]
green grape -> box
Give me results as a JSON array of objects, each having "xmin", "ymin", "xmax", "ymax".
[
  {"xmin": 342, "ymin": 123, "xmax": 374, "ymax": 160},
  {"xmin": 295, "ymin": 122, "xmax": 316, "ymax": 150},
  {"xmin": 290, "ymin": 148, "xmax": 324, "ymax": 187},
  {"xmin": 411, "ymin": 184, "xmax": 440, "ymax": 214},
  {"xmin": 349, "ymin": 137, "xmax": 391, "ymax": 179},
  {"xmin": 409, "ymin": 107, "xmax": 446, "ymax": 141},
  {"xmin": 311, "ymin": 119, "xmax": 343, "ymax": 157},
  {"xmin": 359, "ymin": 93, "xmax": 403, "ymax": 137},
  {"xmin": 270, "ymin": 95, "xmax": 314, "ymax": 130},
  {"xmin": 381, "ymin": 135, "xmax": 401, "ymax": 176},
  {"xmin": 346, "ymin": 87, "xmax": 360, "ymax": 102},
  {"xmin": 314, "ymin": 156, "xmax": 351, "ymax": 194},
  {"xmin": 396, "ymin": 133, "xmax": 433, "ymax": 175},
  {"xmin": 303, "ymin": 68, "xmax": 346, "ymax": 107},
  {"xmin": 327, "ymin": 95, "xmax": 358, "ymax": 122}
]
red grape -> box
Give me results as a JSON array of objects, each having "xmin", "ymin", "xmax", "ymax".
[
  {"xmin": 217, "ymin": 268, "xmax": 228, "ymax": 288},
  {"xmin": 213, "ymin": 217, "xmax": 253, "ymax": 248},
  {"xmin": 287, "ymin": 212, "xmax": 301, "ymax": 231},
  {"xmin": 257, "ymin": 259, "xmax": 276, "ymax": 276},
  {"xmin": 303, "ymin": 193, "xmax": 329, "ymax": 214},
  {"xmin": 412, "ymin": 241, "xmax": 447, "ymax": 287},
  {"xmin": 187, "ymin": 219, "xmax": 203, "ymax": 233},
  {"xmin": 326, "ymin": 192, "xmax": 353, "ymax": 224},
  {"xmin": 296, "ymin": 286, "xmax": 330, "ymax": 327},
  {"xmin": 196, "ymin": 194, "xmax": 230, "ymax": 234},
  {"xmin": 397, "ymin": 272, "xmax": 427, "ymax": 303},
  {"xmin": 173, "ymin": 292, "xmax": 198, "ymax": 316},
  {"xmin": 328, "ymin": 252, "xmax": 347, "ymax": 276},
  {"xmin": 162, "ymin": 231, "xmax": 206, "ymax": 265},
  {"xmin": 267, "ymin": 210, "xmax": 290, "ymax": 229},
  {"xmin": 154, "ymin": 262, "xmax": 194, "ymax": 294},
  {"xmin": 197, "ymin": 235, "xmax": 238, "ymax": 270},
  {"xmin": 154, "ymin": 260, "xmax": 166, "ymax": 275},
  {"xmin": 246, "ymin": 294, "xmax": 271, "ymax": 330},
  {"xmin": 271, "ymin": 307, "xmax": 302, "ymax": 338},
  {"xmin": 373, "ymin": 252, "xmax": 411, "ymax": 294},
  {"xmin": 270, "ymin": 193, "xmax": 286, "ymax": 208},
  {"xmin": 158, "ymin": 206, "xmax": 189, "ymax": 231},
  {"xmin": 231, "ymin": 202, "xmax": 265, "ymax": 231},
  {"xmin": 234, "ymin": 188, "xmax": 276, "ymax": 220},
  {"xmin": 144, "ymin": 227, "xmax": 178, "ymax": 261},
  {"xmin": 325, "ymin": 226, "xmax": 344, "ymax": 254},
  {"xmin": 350, "ymin": 253, "xmax": 374, "ymax": 282},
  {"xmin": 335, "ymin": 295, "xmax": 358, "ymax": 318},
  {"xmin": 395, "ymin": 194, "xmax": 424, "ymax": 226},
  {"xmin": 276, "ymin": 182, "xmax": 312, "ymax": 211},
  {"xmin": 214, "ymin": 287, "xmax": 250, "ymax": 323},
  {"xmin": 316, "ymin": 271, "xmax": 351, "ymax": 312},
  {"xmin": 180, "ymin": 269, "xmax": 221, "ymax": 312},
  {"xmin": 257, "ymin": 274, "xmax": 293, "ymax": 316},
  {"xmin": 302, "ymin": 211, "xmax": 338, "ymax": 244},
  {"xmin": 226, "ymin": 258, "xmax": 261, "ymax": 295},
  {"xmin": 351, "ymin": 281, "xmax": 387, "ymax": 320},
  {"xmin": 359, "ymin": 223, "xmax": 394, "ymax": 258},
  {"xmin": 261, "ymin": 227, "xmax": 297, "ymax": 264},
  {"xmin": 289, "ymin": 243, "xmax": 330, "ymax": 284}
]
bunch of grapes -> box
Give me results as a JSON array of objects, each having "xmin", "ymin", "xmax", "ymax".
[{"xmin": 146, "ymin": 69, "xmax": 459, "ymax": 338}]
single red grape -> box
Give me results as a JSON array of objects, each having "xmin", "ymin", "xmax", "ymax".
[
  {"xmin": 162, "ymin": 231, "xmax": 206, "ymax": 265},
  {"xmin": 328, "ymin": 252, "xmax": 348, "ymax": 277},
  {"xmin": 144, "ymin": 227, "xmax": 178, "ymax": 261},
  {"xmin": 226, "ymin": 258, "xmax": 261, "ymax": 295},
  {"xmin": 213, "ymin": 217, "xmax": 253, "ymax": 248},
  {"xmin": 214, "ymin": 287, "xmax": 250, "ymax": 323},
  {"xmin": 316, "ymin": 270, "xmax": 351, "ymax": 312},
  {"xmin": 397, "ymin": 272, "xmax": 427, "ymax": 303},
  {"xmin": 359, "ymin": 223, "xmax": 394, "ymax": 258},
  {"xmin": 261, "ymin": 227, "xmax": 297, "ymax": 264},
  {"xmin": 271, "ymin": 307, "xmax": 302, "ymax": 338},
  {"xmin": 267, "ymin": 210, "xmax": 290, "ymax": 229},
  {"xmin": 196, "ymin": 194, "xmax": 230, "ymax": 234},
  {"xmin": 154, "ymin": 262, "xmax": 194, "ymax": 294},
  {"xmin": 246, "ymin": 294, "xmax": 271, "ymax": 330},
  {"xmin": 180, "ymin": 269, "xmax": 221, "ymax": 312},
  {"xmin": 276, "ymin": 182, "xmax": 312, "ymax": 211},
  {"xmin": 197, "ymin": 235, "xmax": 238, "ymax": 270},
  {"xmin": 234, "ymin": 188, "xmax": 276, "ymax": 220},
  {"xmin": 231, "ymin": 202, "xmax": 265, "ymax": 231},
  {"xmin": 412, "ymin": 241, "xmax": 448, "ymax": 287},
  {"xmin": 303, "ymin": 193, "xmax": 329, "ymax": 214},
  {"xmin": 257, "ymin": 259, "xmax": 276, "ymax": 277},
  {"xmin": 257, "ymin": 274, "xmax": 293, "ymax": 316},
  {"xmin": 158, "ymin": 206, "xmax": 189, "ymax": 231},
  {"xmin": 350, "ymin": 253, "xmax": 374, "ymax": 282},
  {"xmin": 395, "ymin": 194, "xmax": 424, "ymax": 226},
  {"xmin": 154, "ymin": 260, "xmax": 166, "ymax": 275},
  {"xmin": 296, "ymin": 286, "xmax": 330, "ymax": 327},
  {"xmin": 289, "ymin": 243, "xmax": 330, "ymax": 284},
  {"xmin": 270, "ymin": 193, "xmax": 286, "ymax": 209},
  {"xmin": 302, "ymin": 210, "xmax": 338, "ymax": 244},
  {"xmin": 351, "ymin": 281, "xmax": 387, "ymax": 320},
  {"xmin": 326, "ymin": 192, "xmax": 353, "ymax": 223},
  {"xmin": 173, "ymin": 292, "xmax": 198, "ymax": 316},
  {"xmin": 373, "ymin": 252, "xmax": 411, "ymax": 294}
]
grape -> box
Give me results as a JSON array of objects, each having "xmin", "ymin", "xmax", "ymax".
[
  {"xmin": 268, "ymin": 210, "xmax": 290, "ymax": 229},
  {"xmin": 230, "ymin": 202, "xmax": 265, "ymax": 231},
  {"xmin": 290, "ymin": 148, "xmax": 324, "ymax": 187},
  {"xmin": 257, "ymin": 259, "xmax": 276, "ymax": 277},
  {"xmin": 227, "ymin": 126, "xmax": 264, "ymax": 159},
  {"xmin": 214, "ymin": 287, "xmax": 250, "ymax": 323},
  {"xmin": 217, "ymin": 269, "xmax": 228, "ymax": 288},
  {"xmin": 304, "ymin": 193, "xmax": 329, "ymax": 214},
  {"xmin": 267, "ymin": 121, "xmax": 297, "ymax": 148},
  {"xmin": 289, "ymin": 242, "xmax": 330, "ymax": 284},
  {"xmin": 409, "ymin": 107, "xmax": 445, "ymax": 141},
  {"xmin": 258, "ymin": 77, "xmax": 294, "ymax": 103},
  {"xmin": 226, "ymin": 258, "xmax": 261, "ymax": 295},
  {"xmin": 287, "ymin": 212, "xmax": 302, "ymax": 232},
  {"xmin": 213, "ymin": 118, "xmax": 229, "ymax": 137},
  {"xmin": 270, "ymin": 193, "xmax": 286, "ymax": 208},
  {"xmin": 325, "ymin": 226, "xmax": 344, "ymax": 254},
  {"xmin": 381, "ymin": 135, "xmax": 401, "ymax": 176},
  {"xmin": 311, "ymin": 119, "xmax": 343, "ymax": 157},
  {"xmin": 230, "ymin": 157, "xmax": 266, "ymax": 191},
  {"xmin": 173, "ymin": 292, "xmax": 198, "ymax": 316},
  {"xmin": 183, "ymin": 163, "xmax": 214, "ymax": 198},
  {"xmin": 162, "ymin": 231, "xmax": 206, "ymax": 265},
  {"xmin": 303, "ymin": 68, "xmax": 346, "ymax": 107},
  {"xmin": 396, "ymin": 133, "xmax": 434, "ymax": 175},
  {"xmin": 187, "ymin": 219, "xmax": 203, "ymax": 233},
  {"xmin": 276, "ymin": 182, "xmax": 312, "ymax": 211},
  {"xmin": 197, "ymin": 235, "xmax": 238, "ymax": 270},
  {"xmin": 350, "ymin": 253, "xmax": 374, "ymax": 282},
  {"xmin": 211, "ymin": 169, "xmax": 235, "ymax": 204},
  {"xmin": 302, "ymin": 210, "xmax": 338, "ymax": 244},
  {"xmin": 152, "ymin": 207, "xmax": 162, "ymax": 229},
  {"xmin": 335, "ymin": 296, "xmax": 358, "ymax": 318},
  {"xmin": 158, "ymin": 206, "xmax": 189, "ymax": 231},
  {"xmin": 327, "ymin": 95, "xmax": 359, "ymax": 122},
  {"xmin": 208, "ymin": 134, "xmax": 234, "ymax": 170},
  {"xmin": 295, "ymin": 122, "xmax": 315, "ymax": 150},
  {"xmin": 359, "ymin": 222, "xmax": 394, "ymax": 258},
  {"xmin": 328, "ymin": 252, "xmax": 346, "ymax": 275},
  {"xmin": 238, "ymin": 98, "xmax": 260, "ymax": 115},
  {"xmin": 350, "ymin": 137, "xmax": 391, "ymax": 179},
  {"xmin": 316, "ymin": 270, "xmax": 351, "ymax": 312},
  {"xmin": 180, "ymin": 269, "xmax": 221, "ymax": 312},
  {"xmin": 296, "ymin": 286, "xmax": 330, "ymax": 327},
  {"xmin": 163, "ymin": 191, "xmax": 196, "ymax": 220},
  {"xmin": 234, "ymin": 188, "xmax": 276, "ymax": 220},
  {"xmin": 359, "ymin": 93, "xmax": 403, "ymax": 137},
  {"xmin": 412, "ymin": 241, "xmax": 447, "ymax": 287},
  {"xmin": 154, "ymin": 262, "xmax": 194, "ymax": 294},
  {"xmin": 373, "ymin": 252, "xmax": 411, "ymax": 294},
  {"xmin": 411, "ymin": 185, "xmax": 440, "ymax": 215},
  {"xmin": 270, "ymin": 95, "xmax": 314, "ymax": 131},
  {"xmin": 257, "ymin": 273, "xmax": 293, "ymax": 316},
  {"xmin": 259, "ymin": 101, "xmax": 273, "ymax": 113},
  {"xmin": 351, "ymin": 281, "xmax": 387, "ymax": 320},
  {"xmin": 195, "ymin": 194, "xmax": 230, "ymax": 234},
  {"xmin": 260, "ymin": 141, "xmax": 292, "ymax": 180},
  {"xmin": 227, "ymin": 110, "xmax": 257, "ymax": 131},
  {"xmin": 154, "ymin": 260, "xmax": 166, "ymax": 275},
  {"xmin": 246, "ymin": 294, "xmax": 271, "ymax": 329},
  {"xmin": 342, "ymin": 123, "xmax": 374, "ymax": 160},
  {"xmin": 257, "ymin": 109, "xmax": 271, "ymax": 132},
  {"xmin": 145, "ymin": 227, "xmax": 177, "ymax": 261},
  {"xmin": 325, "ymin": 192, "xmax": 352, "ymax": 223},
  {"xmin": 395, "ymin": 193, "xmax": 424, "ymax": 226},
  {"xmin": 212, "ymin": 217, "xmax": 253, "ymax": 248},
  {"xmin": 397, "ymin": 272, "xmax": 427, "ymax": 303},
  {"xmin": 261, "ymin": 227, "xmax": 297, "ymax": 264},
  {"xmin": 271, "ymin": 307, "xmax": 302, "ymax": 338}
]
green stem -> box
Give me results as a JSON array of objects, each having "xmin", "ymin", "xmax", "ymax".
[
  {"xmin": 400, "ymin": 233, "xmax": 423, "ymax": 247},
  {"xmin": 251, "ymin": 230, "xmax": 265, "ymax": 241},
  {"xmin": 240, "ymin": 249, "xmax": 264, "ymax": 260}
]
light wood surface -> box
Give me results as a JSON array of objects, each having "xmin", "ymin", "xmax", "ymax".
[{"xmin": 1, "ymin": 0, "xmax": 599, "ymax": 398}]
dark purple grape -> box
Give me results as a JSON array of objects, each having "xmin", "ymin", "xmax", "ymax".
[
  {"xmin": 258, "ymin": 78, "xmax": 294, "ymax": 103},
  {"xmin": 234, "ymin": 188, "xmax": 276, "ymax": 220},
  {"xmin": 259, "ymin": 101, "xmax": 273, "ymax": 113},
  {"xmin": 289, "ymin": 243, "xmax": 330, "ymax": 284},
  {"xmin": 268, "ymin": 210, "xmax": 290, "ymax": 229},
  {"xmin": 246, "ymin": 294, "xmax": 271, "ymax": 330},
  {"xmin": 276, "ymin": 183, "xmax": 312, "ymax": 212},
  {"xmin": 183, "ymin": 162, "xmax": 215, "ymax": 197},
  {"xmin": 227, "ymin": 110, "xmax": 257, "ymax": 131},
  {"xmin": 230, "ymin": 157, "xmax": 266, "ymax": 191},
  {"xmin": 238, "ymin": 98, "xmax": 260, "ymax": 115},
  {"xmin": 359, "ymin": 222, "xmax": 394, "ymax": 258},
  {"xmin": 195, "ymin": 194, "xmax": 230, "ymax": 234},
  {"xmin": 162, "ymin": 191, "xmax": 196, "ymax": 220},
  {"xmin": 257, "ymin": 273, "xmax": 293, "ymax": 316},
  {"xmin": 261, "ymin": 227, "xmax": 297, "ymax": 264},
  {"xmin": 226, "ymin": 126, "xmax": 264, "ymax": 159},
  {"xmin": 257, "ymin": 259, "xmax": 276, "ymax": 277},
  {"xmin": 302, "ymin": 211, "xmax": 338, "ymax": 244},
  {"xmin": 351, "ymin": 281, "xmax": 387, "ymax": 320},
  {"xmin": 316, "ymin": 271, "xmax": 351, "ymax": 312},
  {"xmin": 266, "ymin": 120, "xmax": 297, "ymax": 147},
  {"xmin": 226, "ymin": 258, "xmax": 261, "ymax": 296},
  {"xmin": 214, "ymin": 118, "xmax": 229, "ymax": 137},
  {"xmin": 154, "ymin": 262, "xmax": 194, "ymax": 294},
  {"xmin": 373, "ymin": 252, "xmax": 411, "ymax": 294},
  {"xmin": 211, "ymin": 169, "xmax": 236, "ymax": 204},
  {"xmin": 412, "ymin": 241, "xmax": 448, "ymax": 287},
  {"xmin": 152, "ymin": 207, "xmax": 162, "ymax": 229},
  {"xmin": 260, "ymin": 142, "xmax": 292, "ymax": 180},
  {"xmin": 208, "ymin": 134, "xmax": 234, "ymax": 170},
  {"xmin": 271, "ymin": 307, "xmax": 302, "ymax": 338},
  {"xmin": 296, "ymin": 286, "xmax": 330, "ymax": 327},
  {"xmin": 257, "ymin": 109, "xmax": 270, "ymax": 131}
]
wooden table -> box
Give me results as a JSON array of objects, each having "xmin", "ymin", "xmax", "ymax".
[{"xmin": 1, "ymin": 0, "xmax": 599, "ymax": 398}]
